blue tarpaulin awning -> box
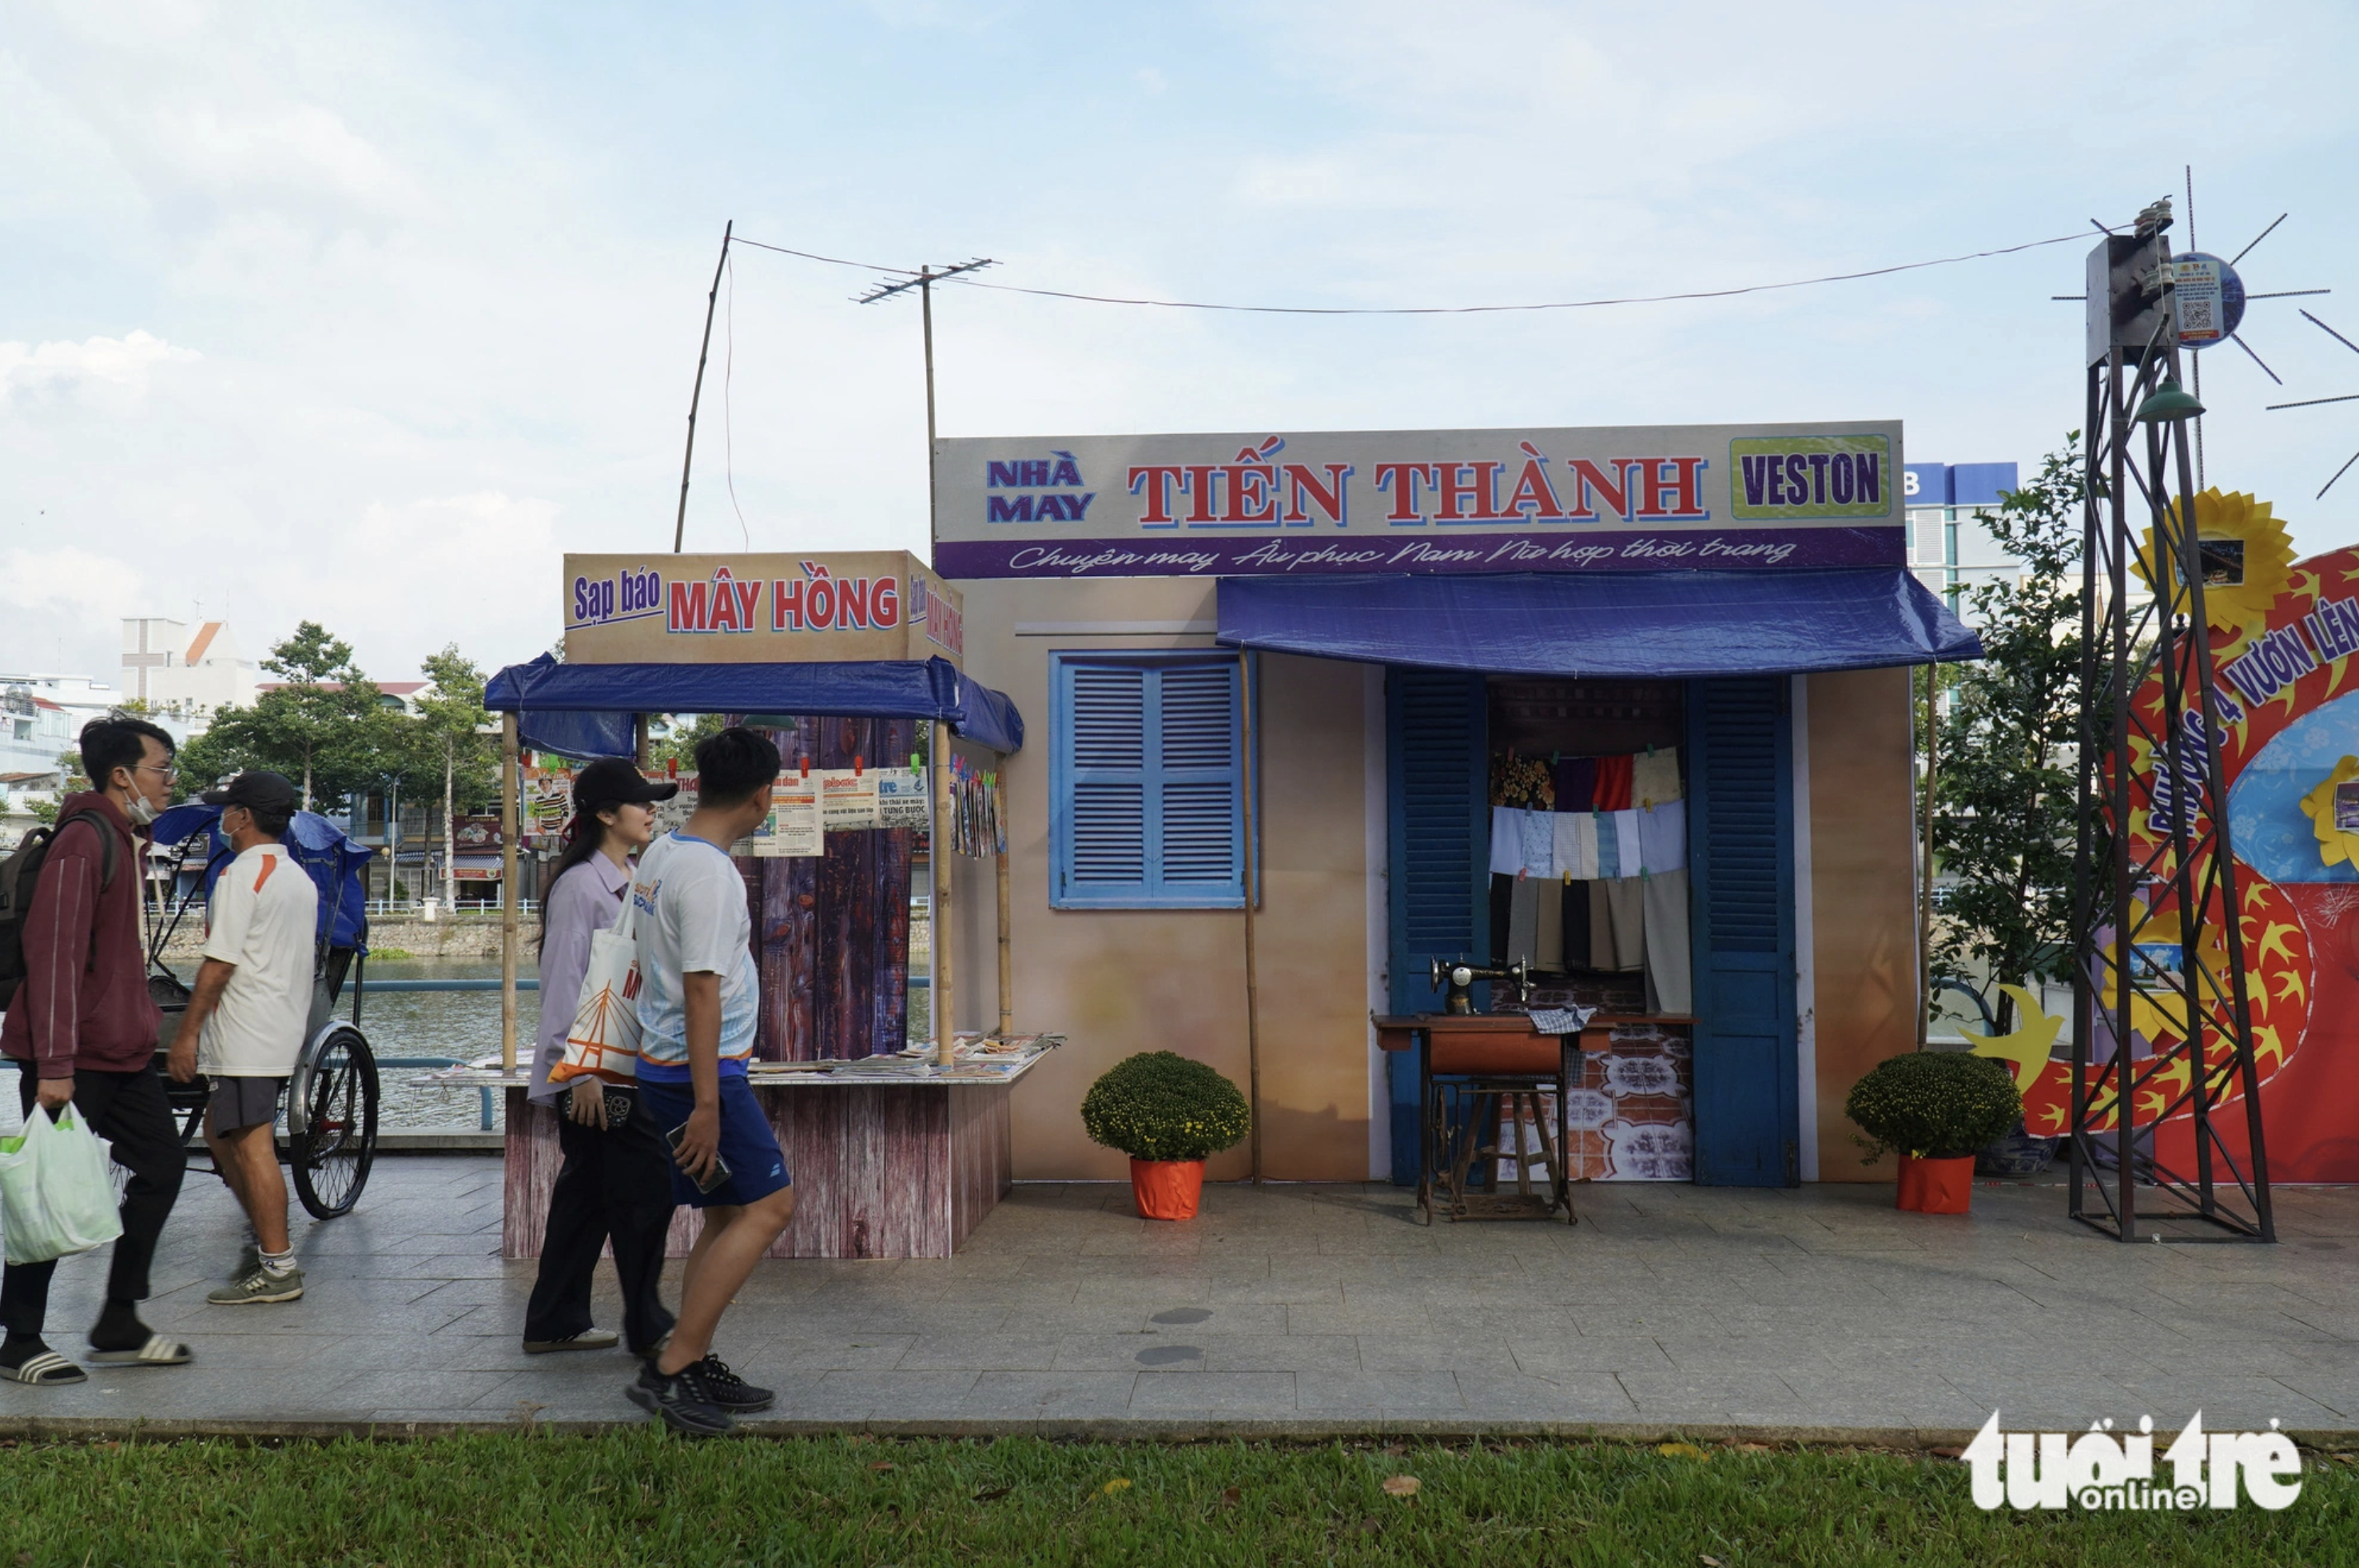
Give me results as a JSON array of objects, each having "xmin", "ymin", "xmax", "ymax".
[
  {"xmin": 1214, "ymin": 569, "xmax": 1981, "ymax": 679},
  {"xmin": 483, "ymin": 655, "xmax": 1025, "ymax": 757}
]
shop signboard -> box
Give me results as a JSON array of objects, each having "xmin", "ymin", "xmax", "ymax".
[
  {"xmin": 932, "ymin": 421, "xmax": 1904, "ymax": 578},
  {"xmin": 561, "ymin": 551, "xmax": 964, "ymax": 665}
]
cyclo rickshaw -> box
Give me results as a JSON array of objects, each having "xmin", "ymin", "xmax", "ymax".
[{"xmin": 145, "ymin": 801, "xmax": 384, "ymax": 1220}]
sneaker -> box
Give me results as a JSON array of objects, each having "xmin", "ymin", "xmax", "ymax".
[
  {"xmin": 523, "ymin": 1327, "xmax": 622, "ymax": 1355},
  {"xmin": 235, "ymin": 1241, "xmax": 260, "ymax": 1281},
  {"xmin": 207, "ymin": 1265, "xmax": 304, "ymax": 1305},
  {"xmin": 626, "ymin": 1359, "xmax": 736, "ymax": 1437},
  {"xmin": 694, "ymin": 1352, "xmax": 775, "ymax": 1412}
]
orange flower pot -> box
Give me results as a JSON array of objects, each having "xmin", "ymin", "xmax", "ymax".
[
  {"xmin": 1896, "ymin": 1153, "xmax": 1974, "ymax": 1214},
  {"xmin": 1129, "ymin": 1157, "xmax": 1206, "ymax": 1221}
]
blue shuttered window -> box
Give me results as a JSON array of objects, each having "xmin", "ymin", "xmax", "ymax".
[{"xmin": 1051, "ymin": 654, "xmax": 1247, "ymax": 908}]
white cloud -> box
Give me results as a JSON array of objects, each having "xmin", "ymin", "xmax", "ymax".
[
  {"xmin": 0, "ymin": 331, "xmax": 200, "ymax": 410},
  {"xmin": 149, "ymin": 99, "xmax": 416, "ymax": 213},
  {"xmin": 0, "ymin": 546, "xmax": 145, "ymax": 617}
]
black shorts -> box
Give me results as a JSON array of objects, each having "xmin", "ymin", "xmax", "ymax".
[{"xmin": 206, "ymin": 1075, "xmax": 286, "ymax": 1136}]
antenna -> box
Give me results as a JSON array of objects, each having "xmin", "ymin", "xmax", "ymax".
[{"xmin": 855, "ymin": 258, "xmax": 997, "ymax": 552}]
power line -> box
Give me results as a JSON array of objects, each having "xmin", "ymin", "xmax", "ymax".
[{"xmin": 729, "ymin": 229, "xmax": 2096, "ymax": 318}]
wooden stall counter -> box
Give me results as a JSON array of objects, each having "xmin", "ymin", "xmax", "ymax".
[{"xmin": 428, "ymin": 1047, "xmax": 1054, "ymax": 1262}]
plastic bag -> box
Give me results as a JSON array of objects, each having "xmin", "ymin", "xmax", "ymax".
[{"xmin": 0, "ymin": 1104, "xmax": 123, "ymax": 1265}]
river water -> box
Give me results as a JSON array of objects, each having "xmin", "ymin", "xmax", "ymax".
[{"xmin": 0, "ymin": 954, "xmax": 934, "ymax": 1136}]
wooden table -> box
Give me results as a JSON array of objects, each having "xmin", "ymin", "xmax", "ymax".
[{"xmin": 430, "ymin": 1053, "xmax": 1051, "ymax": 1261}]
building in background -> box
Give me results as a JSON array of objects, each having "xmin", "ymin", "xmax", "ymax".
[
  {"xmin": 1904, "ymin": 462, "xmax": 2021, "ymax": 618},
  {"xmin": 0, "ymin": 688, "xmax": 76, "ymax": 848},
  {"xmin": 121, "ymin": 617, "xmax": 257, "ymax": 733}
]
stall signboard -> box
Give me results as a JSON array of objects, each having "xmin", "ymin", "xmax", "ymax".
[
  {"xmin": 932, "ymin": 422, "xmax": 1904, "ymax": 578},
  {"xmin": 562, "ymin": 551, "xmax": 963, "ymax": 665}
]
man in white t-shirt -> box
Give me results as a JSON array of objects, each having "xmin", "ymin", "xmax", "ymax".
[
  {"xmin": 626, "ymin": 726, "xmax": 794, "ymax": 1436},
  {"xmin": 165, "ymin": 770, "xmax": 319, "ymax": 1306}
]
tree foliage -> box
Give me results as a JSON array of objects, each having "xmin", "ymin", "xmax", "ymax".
[
  {"xmin": 415, "ymin": 646, "xmax": 499, "ymax": 813},
  {"xmin": 1928, "ymin": 436, "xmax": 2086, "ymax": 1031},
  {"xmin": 181, "ymin": 621, "xmax": 401, "ymax": 808}
]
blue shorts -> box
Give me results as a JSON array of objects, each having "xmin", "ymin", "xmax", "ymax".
[{"xmin": 635, "ymin": 1073, "xmax": 791, "ymax": 1209}]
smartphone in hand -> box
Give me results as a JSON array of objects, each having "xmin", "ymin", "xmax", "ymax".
[{"xmin": 666, "ymin": 1120, "xmax": 731, "ymax": 1194}]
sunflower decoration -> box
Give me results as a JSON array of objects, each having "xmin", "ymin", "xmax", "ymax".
[
  {"xmin": 2131, "ymin": 488, "xmax": 2297, "ymax": 645},
  {"xmin": 2297, "ymin": 755, "xmax": 2359, "ymax": 870}
]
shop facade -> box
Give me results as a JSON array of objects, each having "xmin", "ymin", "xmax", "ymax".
[{"xmin": 929, "ymin": 421, "xmax": 1978, "ymax": 1187}]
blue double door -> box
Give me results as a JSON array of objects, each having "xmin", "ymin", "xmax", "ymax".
[{"xmin": 1382, "ymin": 669, "xmax": 1800, "ymax": 1188}]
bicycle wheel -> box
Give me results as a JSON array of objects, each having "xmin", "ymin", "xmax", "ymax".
[{"xmin": 291, "ymin": 1023, "xmax": 379, "ymax": 1220}]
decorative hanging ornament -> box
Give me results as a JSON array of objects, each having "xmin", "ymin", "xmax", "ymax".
[{"xmin": 2132, "ymin": 488, "xmax": 2296, "ymax": 641}]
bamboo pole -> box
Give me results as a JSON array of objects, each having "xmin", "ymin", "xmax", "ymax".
[
  {"xmin": 995, "ymin": 841, "xmax": 1012, "ymax": 1039},
  {"xmin": 933, "ymin": 720, "xmax": 955, "ymax": 1067},
  {"xmin": 1239, "ymin": 653, "xmax": 1263, "ymax": 1184},
  {"xmin": 500, "ymin": 711, "xmax": 520, "ymax": 1073},
  {"xmin": 1917, "ymin": 665, "xmax": 1937, "ymax": 1050}
]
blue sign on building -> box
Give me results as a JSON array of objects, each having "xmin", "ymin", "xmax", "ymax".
[{"xmin": 1903, "ymin": 463, "xmax": 2019, "ymax": 507}]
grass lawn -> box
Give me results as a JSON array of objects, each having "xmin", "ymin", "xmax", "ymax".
[{"xmin": 4, "ymin": 1431, "xmax": 2353, "ymax": 1566}]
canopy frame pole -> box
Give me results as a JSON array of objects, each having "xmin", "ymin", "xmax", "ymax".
[
  {"xmin": 933, "ymin": 720, "xmax": 955, "ymax": 1067},
  {"xmin": 995, "ymin": 831, "xmax": 1012, "ymax": 1040},
  {"xmin": 499, "ymin": 710, "xmax": 520, "ymax": 1073},
  {"xmin": 1239, "ymin": 652, "xmax": 1263, "ymax": 1184}
]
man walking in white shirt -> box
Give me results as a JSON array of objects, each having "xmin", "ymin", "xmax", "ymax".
[{"xmin": 166, "ymin": 771, "xmax": 319, "ymax": 1305}]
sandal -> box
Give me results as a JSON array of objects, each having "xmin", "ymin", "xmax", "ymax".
[
  {"xmin": 86, "ymin": 1334, "xmax": 193, "ymax": 1367},
  {"xmin": 2, "ymin": 1351, "xmax": 89, "ymax": 1385}
]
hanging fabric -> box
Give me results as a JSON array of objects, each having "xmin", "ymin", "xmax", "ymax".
[
  {"xmin": 1505, "ymin": 878, "xmax": 1541, "ymax": 966},
  {"xmin": 1488, "ymin": 806, "xmax": 1521, "ymax": 878},
  {"xmin": 1643, "ymin": 869, "xmax": 1693, "ymax": 1013},
  {"xmin": 1637, "ymin": 798, "xmax": 1688, "ymax": 875},
  {"xmin": 1593, "ymin": 811, "xmax": 1621, "ymax": 879},
  {"xmin": 1633, "ymin": 746, "xmax": 1682, "ymax": 808},
  {"xmin": 1518, "ymin": 808, "xmax": 1555, "ymax": 879},
  {"xmin": 1602, "ymin": 878, "xmax": 1647, "ymax": 971},
  {"xmin": 1593, "ymin": 754, "xmax": 1634, "ymax": 810},
  {"xmin": 1553, "ymin": 756, "xmax": 1597, "ymax": 812},
  {"xmin": 1610, "ymin": 810, "xmax": 1643, "ymax": 877},
  {"xmin": 1589, "ymin": 882, "xmax": 1615, "ymax": 970},
  {"xmin": 1561, "ymin": 879, "xmax": 1592, "ymax": 965},
  {"xmin": 1552, "ymin": 812, "xmax": 1593, "ymax": 880},
  {"xmin": 1534, "ymin": 881, "xmax": 1564, "ymax": 971}
]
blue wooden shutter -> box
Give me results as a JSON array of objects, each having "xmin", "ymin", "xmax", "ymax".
[
  {"xmin": 1384, "ymin": 667, "xmax": 1489, "ymax": 1183},
  {"xmin": 1686, "ymin": 675, "xmax": 1799, "ymax": 1188},
  {"xmin": 1156, "ymin": 663, "xmax": 1243, "ymax": 893},
  {"xmin": 1052, "ymin": 655, "xmax": 1243, "ymax": 908}
]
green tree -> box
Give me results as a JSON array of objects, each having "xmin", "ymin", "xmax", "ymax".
[
  {"xmin": 182, "ymin": 621, "xmax": 396, "ymax": 809},
  {"xmin": 416, "ymin": 646, "xmax": 498, "ymax": 908},
  {"xmin": 1928, "ymin": 435, "xmax": 2087, "ymax": 1032}
]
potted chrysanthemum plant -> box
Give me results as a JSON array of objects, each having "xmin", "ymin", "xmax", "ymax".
[
  {"xmin": 1080, "ymin": 1051, "xmax": 1251, "ymax": 1221},
  {"xmin": 1846, "ymin": 1051, "xmax": 2023, "ymax": 1213}
]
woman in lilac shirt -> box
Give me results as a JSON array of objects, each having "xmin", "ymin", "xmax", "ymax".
[{"xmin": 521, "ymin": 758, "xmax": 680, "ymax": 1356}]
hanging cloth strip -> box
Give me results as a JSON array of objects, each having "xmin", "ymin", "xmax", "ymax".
[
  {"xmin": 1553, "ymin": 756, "xmax": 1597, "ymax": 813},
  {"xmin": 1632, "ymin": 746, "xmax": 1682, "ymax": 807},
  {"xmin": 1593, "ymin": 811, "xmax": 1621, "ymax": 879},
  {"xmin": 1609, "ymin": 810, "xmax": 1643, "ymax": 878},
  {"xmin": 1593, "ymin": 754, "xmax": 1634, "ymax": 811},
  {"xmin": 1488, "ymin": 807, "xmax": 1522, "ymax": 878},
  {"xmin": 1637, "ymin": 798, "xmax": 1687, "ymax": 875}
]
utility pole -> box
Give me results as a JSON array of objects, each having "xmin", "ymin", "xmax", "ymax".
[
  {"xmin": 856, "ymin": 257, "xmax": 995, "ymax": 551},
  {"xmin": 673, "ymin": 221, "xmax": 734, "ymax": 553}
]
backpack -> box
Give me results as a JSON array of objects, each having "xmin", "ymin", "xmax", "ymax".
[{"xmin": 0, "ymin": 807, "xmax": 120, "ymax": 1013}]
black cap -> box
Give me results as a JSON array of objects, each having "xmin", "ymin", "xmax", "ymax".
[
  {"xmin": 573, "ymin": 757, "xmax": 678, "ymax": 814},
  {"xmin": 202, "ymin": 770, "xmax": 299, "ymax": 814}
]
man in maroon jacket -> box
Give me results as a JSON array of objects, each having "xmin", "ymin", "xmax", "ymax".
[{"xmin": 1, "ymin": 717, "xmax": 193, "ymax": 1385}]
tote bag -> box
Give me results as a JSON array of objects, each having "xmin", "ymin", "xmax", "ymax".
[{"xmin": 548, "ymin": 838, "xmax": 664, "ymax": 1086}]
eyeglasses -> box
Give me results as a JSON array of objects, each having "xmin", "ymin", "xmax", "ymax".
[{"xmin": 134, "ymin": 764, "xmax": 179, "ymax": 782}]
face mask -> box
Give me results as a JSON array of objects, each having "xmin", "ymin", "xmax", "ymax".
[{"xmin": 125, "ymin": 793, "xmax": 158, "ymax": 826}]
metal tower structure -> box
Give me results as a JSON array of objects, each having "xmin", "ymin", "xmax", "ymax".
[{"xmin": 2070, "ymin": 197, "xmax": 2274, "ymax": 1243}]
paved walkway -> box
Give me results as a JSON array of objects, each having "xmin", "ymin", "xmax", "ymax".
[{"xmin": 3, "ymin": 1156, "xmax": 2355, "ymax": 1440}]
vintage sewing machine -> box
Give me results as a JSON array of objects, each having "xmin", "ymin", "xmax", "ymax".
[{"xmin": 1427, "ymin": 956, "xmax": 1532, "ymax": 1015}]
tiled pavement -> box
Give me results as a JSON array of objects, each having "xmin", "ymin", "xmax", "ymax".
[{"xmin": 3, "ymin": 1155, "xmax": 2357, "ymax": 1440}]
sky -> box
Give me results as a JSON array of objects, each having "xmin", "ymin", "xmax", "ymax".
[{"xmin": 6, "ymin": 0, "xmax": 2359, "ymax": 687}]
